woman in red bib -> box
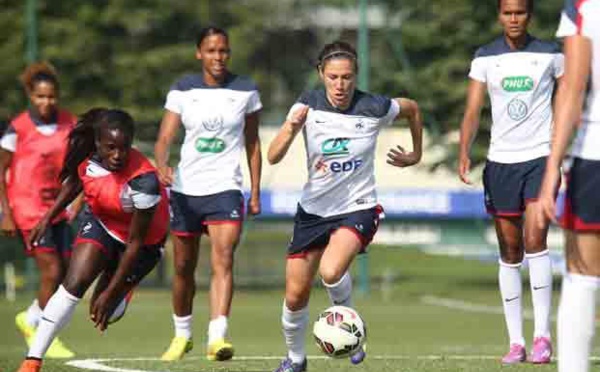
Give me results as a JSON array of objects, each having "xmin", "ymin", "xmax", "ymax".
[
  {"xmin": 16, "ymin": 108, "xmax": 169, "ymax": 372},
  {"xmin": 0, "ymin": 62, "xmax": 77, "ymax": 358}
]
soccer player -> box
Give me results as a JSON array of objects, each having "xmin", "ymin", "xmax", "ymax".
[
  {"xmin": 268, "ymin": 40, "xmax": 423, "ymax": 372},
  {"xmin": 154, "ymin": 26, "xmax": 262, "ymax": 362},
  {"xmin": 457, "ymin": 0, "xmax": 563, "ymax": 364},
  {"xmin": 0, "ymin": 62, "xmax": 77, "ymax": 358},
  {"xmin": 537, "ymin": 1, "xmax": 600, "ymax": 371},
  {"xmin": 15, "ymin": 108, "xmax": 169, "ymax": 372}
]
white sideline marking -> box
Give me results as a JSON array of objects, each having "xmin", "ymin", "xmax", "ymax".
[
  {"xmin": 421, "ymin": 295, "xmax": 558, "ymax": 321},
  {"xmin": 66, "ymin": 354, "xmax": 600, "ymax": 372}
]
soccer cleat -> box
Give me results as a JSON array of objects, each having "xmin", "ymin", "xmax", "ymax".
[
  {"xmin": 501, "ymin": 344, "xmax": 527, "ymax": 364},
  {"xmin": 273, "ymin": 357, "xmax": 307, "ymax": 372},
  {"xmin": 350, "ymin": 344, "xmax": 366, "ymax": 364},
  {"xmin": 161, "ymin": 336, "xmax": 193, "ymax": 361},
  {"xmin": 16, "ymin": 358, "xmax": 42, "ymax": 372},
  {"xmin": 108, "ymin": 290, "xmax": 135, "ymax": 324},
  {"xmin": 530, "ymin": 337, "xmax": 552, "ymax": 364},
  {"xmin": 45, "ymin": 337, "xmax": 75, "ymax": 359},
  {"xmin": 15, "ymin": 311, "xmax": 36, "ymax": 346},
  {"xmin": 206, "ymin": 338, "xmax": 234, "ymax": 361}
]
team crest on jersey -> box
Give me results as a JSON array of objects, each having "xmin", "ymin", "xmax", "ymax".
[
  {"xmin": 203, "ymin": 115, "xmax": 224, "ymax": 131},
  {"xmin": 507, "ymin": 98, "xmax": 528, "ymax": 121}
]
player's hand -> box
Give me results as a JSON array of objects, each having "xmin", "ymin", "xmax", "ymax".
[
  {"xmin": 458, "ymin": 154, "xmax": 472, "ymax": 185},
  {"xmin": 247, "ymin": 193, "xmax": 261, "ymax": 216},
  {"xmin": 288, "ymin": 105, "xmax": 309, "ymax": 130},
  {"xmin": 386, "ymin": 145, "xmax": 421, "ymax": 168},
  {"xmin": 0, "ymin": 213, "xmax": 17, "ymax": 237},
  {"xmin": 27, "ymin": 218, "xmax": 50, "ymax": 247},
  {"xmin": 536, "ymin": 166, "xmax": 561, "ymax": 229},
  {"xmin": 157, "ymin": 165, "xmax": 174, "ymax": 186},
  {"xmin": 90, "ymin": 291, "xmax": 117, "ymax": 332}
]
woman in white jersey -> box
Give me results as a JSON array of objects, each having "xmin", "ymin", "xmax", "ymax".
[
  {"xmin": 537, "ymin": 1, "xmax": 600, "ymax": 371},
  {"xmin": 268, "ymin": 40, "xmax": 423, "ymax": 372},
  {"xmin": 457, "ymin": 0, "xmax": 563, "ymax": 364},
  {"xmin": 154, "ymin": 26, "xmax": 262, "ymax": 362}
]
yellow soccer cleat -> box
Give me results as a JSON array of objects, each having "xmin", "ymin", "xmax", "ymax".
[
  {"xmin": 161, "ymin": 336, "xmax": 193, "ymax": 361},
  {"xmin": 15, "ymin": 311, "xmax": 36, "ymax": 346},
  {"xmin": 45, "ymin": 337, "xmax": 75, "ymax": 359},
  {"xmin": 206, "ymin": 339, "xmax": 234, "ymax": 361}
]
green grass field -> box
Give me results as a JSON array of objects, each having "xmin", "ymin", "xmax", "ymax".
[{"xmin": 0, "ymin": 246, "xmax": 595, "ymax": 372}]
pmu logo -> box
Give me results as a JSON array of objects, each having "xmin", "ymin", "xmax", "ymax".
[
  {"xmin": 321, "ymin": 138, "xmax": 350, "ymax": 156},
  {"xmin": 195, "ymin": 137, "xmax": 226, "ymax": 153},
  {"xmin": 502, "ymin": 76, "xmax": 534, "ymax": 92}
]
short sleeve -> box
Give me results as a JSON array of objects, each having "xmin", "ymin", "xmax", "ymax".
[
  {"xmin": 245, "ymin": 90, "xmax": 263, "ymax": 114},
  {"xmin": 164, "ymin": 89, "xmax": 184, "ymax": 115},
  {"xmin": 468, "ymin": 57, "xmax": 487, "ymax": 83},
  {"xmin": 380, "ymin": 98, "xmax": 400, "ymax": 126},
  {"xmin": 128, "ymin": 172, "xmax": 161, "ymax": 210},
  {"xmin": 556, "ymin": 0, "xmax": 578, "ymax": 38},
  {"xmin": 286, "ymin": 102, "xmax": 309, "ymax": 122},
  {"xmin": 0, "ymin": 124, "xmax": 17, "ymax": 152}
]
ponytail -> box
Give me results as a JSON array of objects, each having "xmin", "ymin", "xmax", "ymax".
[{"xmin": 60, "ymin": 108, "xmax": 107, "ymax": 182}]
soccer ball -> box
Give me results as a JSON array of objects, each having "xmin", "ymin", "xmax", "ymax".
[{"xmin": 313, "ymin": 305, "xmax": 366, "ymax": 358}]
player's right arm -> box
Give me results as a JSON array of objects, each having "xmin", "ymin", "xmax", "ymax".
[
  {"xmin": 0, "ymin": 148, "xmax": 15, "ymax": 236},
  {"xmin": 154, "ymin": 109, "xmax": 181, "ymax": 186},
  {"xmin": 267, "ymin": 104, "xmax": 308, "ymax": 165},
  {"xmin": 28, "ymin": 175, "xmax": 82, "ymax": 246},
  {"xmin": 458, "ymin": 79, "xmax": 486, "ymax": 185}
]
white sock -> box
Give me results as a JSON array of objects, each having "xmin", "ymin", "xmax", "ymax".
[
  {"xmin": 526, "ymin": 250, "xmax": 553, "ymax": 339},
  {"xmin": 27, "ymin": 286, "xmax": 80, "ymax": 359},
  {"xmin": 173, "ymin": 314, "xmax": 193, "ymax": 340},
  {"xmin": 499, "ymin": 260, "xmax": 525, "ymax": 346},
  {"xmin": 26, "ymin": 299, "xmax": 42, "ymax": 328},
  {"xmin": 558, "ymin": 273, "xmax": 598, "ymax": 372},
  {"xmin": 322, "ymin": 271, "xmax": 353, "ymax": 307},
  {"xmin": 207, "ymin": 315, "xmax": 228, "ymax": 344},
  {"xmin": 282, "ymin": 302, "xmax": 309, "ymax": 364}
]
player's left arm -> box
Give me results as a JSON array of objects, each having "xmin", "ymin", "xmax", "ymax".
[
  {"xmin": 244, "ymin": 110, "xmax": 262, "ymax": 216},
  {"xmin": 386, "ymin": 98, "xmax": 423, "ymax": 168}
]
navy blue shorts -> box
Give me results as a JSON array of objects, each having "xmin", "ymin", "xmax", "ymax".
[
  {"xmin": 169, "ymin": 189, "xmax": 245, "ymax": 237},
  {"xmin": 74, "ymin": 210, "xmax": 164, "ymax": 285},
  {"xmin": 21, "ymin": 220, "xmax": 73, "ymax": 257},
  {"xmin": 287, "ymin": 204, "xmax": 382, "ymax": 257},
  {"xmin": 483, "ymin": 157, "xmax": 546, "ymax": 217},
  {"xmin": 561, "ymin": 157, "xmax": 600, "ymax": 231}
]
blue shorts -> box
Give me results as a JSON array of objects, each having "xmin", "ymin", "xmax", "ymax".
[
  {"xmin": 287, "ymin": 204, "xmax": 382, "ymax": 257},
  {"xmin": 75, "ymin": 210, "xmax": 164, "ymax": 285},
  {"xmin": 483, "ymin": 157, "xmax": 546, "ymax": 217},
  {"xmin": 21, "ymin": 220, "xmax": 73, "ymax": 257},
  {"xmin": 561, "ymin": 157, "xmax": 600, "ymax": 231},
  {"xmin": 169, "ymin": 189, "xmax": 245, "ymax": 237}
]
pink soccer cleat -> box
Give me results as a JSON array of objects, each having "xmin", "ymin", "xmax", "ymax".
[
  {"xmin": 501, "ymin": 344, "xmax": 527, "ymax": 364},
  {"xmin": 529, "ymin": 337, "xmax": 552, "ymax": 364}
]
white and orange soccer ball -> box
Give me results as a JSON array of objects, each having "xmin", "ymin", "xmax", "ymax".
[{"xmin": 313, "ymin": 305, "xmax": 366, "ymax": 358}]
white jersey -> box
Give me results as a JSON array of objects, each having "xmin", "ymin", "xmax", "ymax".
[
  {"xmin": 288, "ymin": 89, "xmax": 399, "ymax": 217},
  {"xmin": 164, "ymin": 73, "xmax": 262, "ymax": 196},
  {"xmin": 556, "ymin": 0, "xmax": 600, "ymax": 160},
  {"xmin": 469, "ymin": 35, "xmax": 564, "ymax": 163}
]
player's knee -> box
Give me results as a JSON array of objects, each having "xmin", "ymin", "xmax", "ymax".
[
  {"xmin": 500, "ymin": 249, "xmax": 523, "ymax": 265},
  {"xmin": 61, "ymin": 276, "xmax": 87, "ymax": 298},
  {"xmin": 285, "ymin": 291, "xmax": 309, "ymax": 310},
  {"xmin": 41, "ymin": 261, "xmax": 65, "ymax": 286},
  {"xmin": 173, "ymin": 258, "xmax": 196, "ymax": 278},
  {"xmin": 319, "ymin": 266, "xmax": 345, "ymax": 285},
  {"xmin": 523, "ymin": 235, "xmax": 545, "ymax": 252}
]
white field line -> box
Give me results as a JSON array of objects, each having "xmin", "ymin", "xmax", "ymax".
[{"xmin": 420, "ymin": 295, "xmax": 558, "ymax": 321}]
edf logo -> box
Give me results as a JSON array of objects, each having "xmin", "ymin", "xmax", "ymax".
[{"xmin": 330, "ymin": 159, "xmax": 363, "ymax": 173}]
